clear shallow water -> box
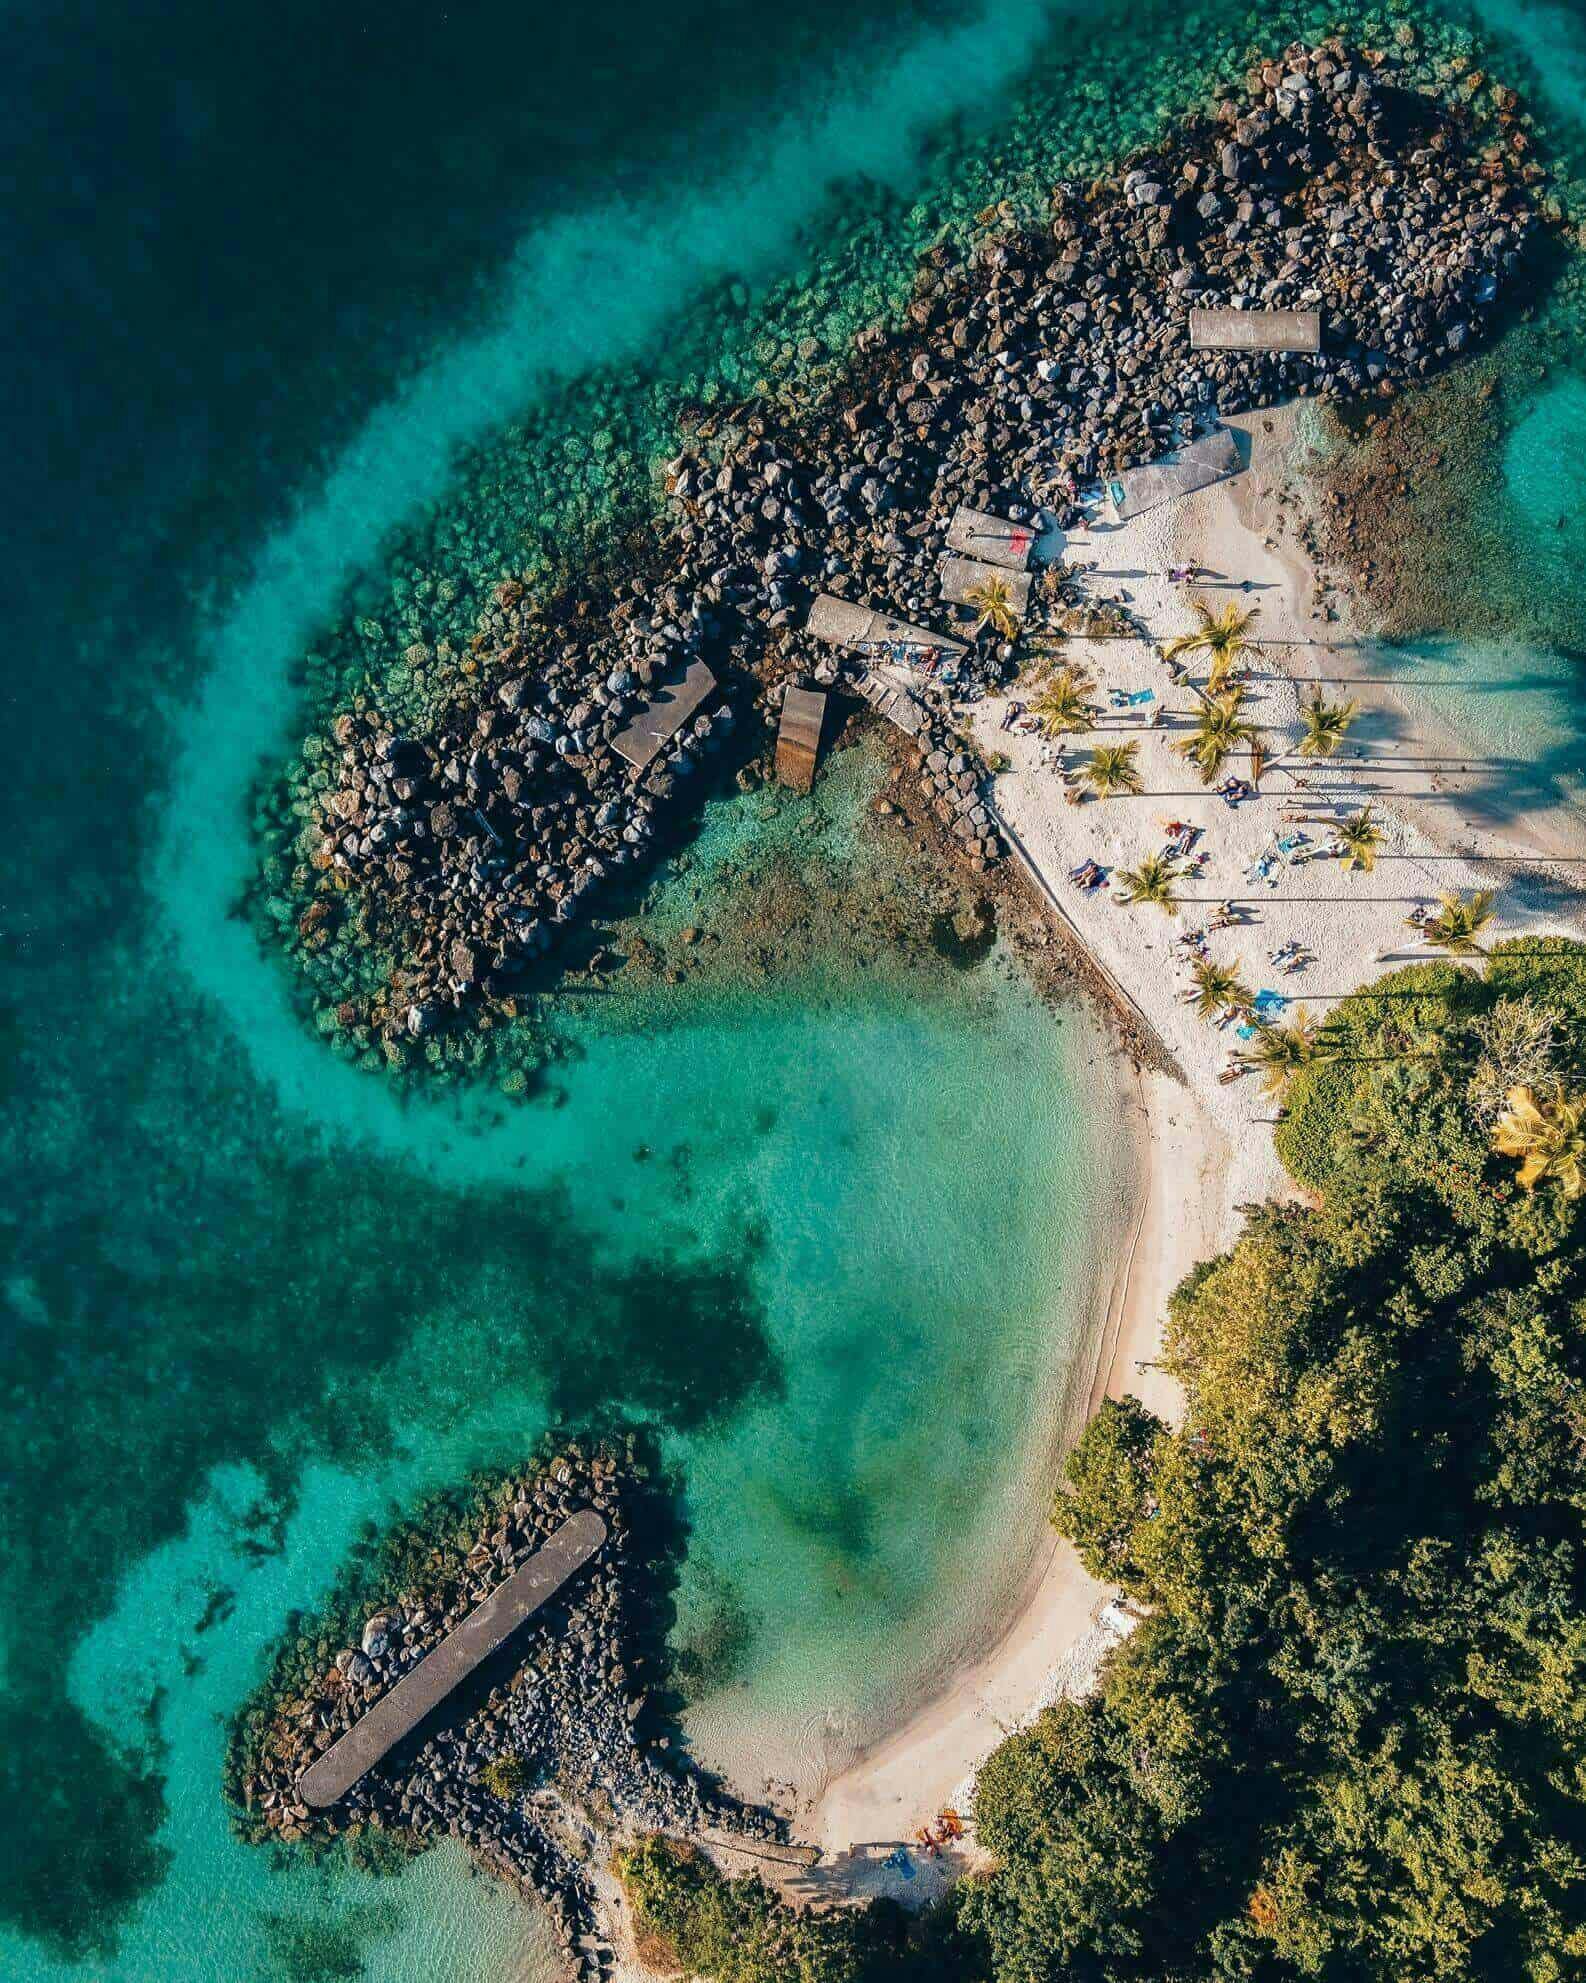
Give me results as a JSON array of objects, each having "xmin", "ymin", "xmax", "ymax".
[
  {"xmin": 0, "ymin": 920, "xmax": 1120, "ymax": 1982},
  {"xmin": 5, "ymin": 0, "xmax": 1585, "ymax": 1975}
]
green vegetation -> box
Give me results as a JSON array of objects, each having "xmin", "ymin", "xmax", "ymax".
[
  {"xmin": 1296, "ymin": 691, "xmax": 1359, "ymax": 758},
  {"xmin": 1081, "ymin": 741, "xmax": 1143, "ymax": 799},
  {"xmin": 1240, "ymin": 1005, "xmax": 1324, "ymax": 1096},
  {"xmin": 1177, "ymin": 689, "xmax": 1257, "ymax": 785},
  {"xmin": 1163, "ymin": 599, "xmax": 1259, "ymax": 694},
  {"xmin": 1029, "ymin": 666, "xmax": 1093, "ymax": 738},
  {"xmin": 613, "ymin": 945, "xmax": 1586, "ymax": 1978},
  {"xmin": 1421, "ymin": 887, "xmax": 1498, "ymax": 957},
  {"xmin": 1115, "ymin": 854, "xmax": 1182, "ymax": 914},
  {"xmin": 965, "ymin": 577, "xmax": 1021, "ymax": 641},
  {"xmin": 965, "ymin": 939, "xmax": 1586, "ymax": 1980},
  {"xmin": 1336, "ymin": 805, "xmax": 1383, "ymax": 873},
  {"xmin": 1189, "ymin": 955, "xmax": 1251, "ymax": 1020},
  {"xmin": 476, "ymin": 1755, "xmax": 532, "ymax": 1800},
  {"xmin": 1494, "ymin": 1084, "xmax": 1586, "ymax": 1199},
  {"xmin": 616, "ymin": 1838, "xmax": 950, "ymax": 1981}
]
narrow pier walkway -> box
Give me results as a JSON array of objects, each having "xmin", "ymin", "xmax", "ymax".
[{"xmin": 299, "ymin": 1509, "xmax": 607, "ymax": 1807}]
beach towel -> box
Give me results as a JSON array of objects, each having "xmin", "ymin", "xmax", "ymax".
[{"xmin": 1253, "ymin": 989, "xmax": 1287, "ymax": 1015}]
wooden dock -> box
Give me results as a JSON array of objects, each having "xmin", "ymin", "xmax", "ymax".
[
  {"xmin": 298, "ymin": 1510, "xmax": 607, "ymax": 1809},
  {"xmin": 946, "ymin": 505, "xmax": 1034, "ymax": 571},
  {"xmin": 939, "ymin": 556, "xmax": 1031, "ymax": 619},
  {"xmin": 775, "ymin": 686, "xmax": 827, "ymax": 792},
  {"xmin": 1108, "ymin": 427, "xmax": 1241, "ymax": 522},
  {"xmin": 610, "ymin": 658, "xmax": 717, "ymax": 773},
  {"xmin": 1189, "ymin": 307, "xmax": 1322, "ymax": 353}
]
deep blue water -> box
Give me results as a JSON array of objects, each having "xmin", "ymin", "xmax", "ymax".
[{"xmin": 4, "ymin": 0, "xmax": 1586, "ymax": 1976}]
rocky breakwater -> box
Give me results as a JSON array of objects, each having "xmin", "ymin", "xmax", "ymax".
[
  {"xmin": 226, "ymin": 1439, "xmax": 782, "ymax": 1981},
  {"xmin": 279, "ymin": 38, "xmax": 1539, "ymax": 1062},
  {"xmin": 307, "ymin": 576, "xmax": 741, "ymax": 1053}
]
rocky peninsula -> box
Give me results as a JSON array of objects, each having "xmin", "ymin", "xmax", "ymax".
[
  {"xmin": 261, "ymin": 38, "xmax": 1541, "ymax": 1068},
  {"xmin": 225, "ymin": 1438, "xmax": 785, "ymax": 1981}
]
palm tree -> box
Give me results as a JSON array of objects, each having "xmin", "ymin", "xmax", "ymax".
[
  {"xmin": 1190, "ymin": 955, "xmax": 1252, "ymax": 1019},
  {"xmin": 965, "ymin": 576, "xmax": 1021, "ymax": 641},
  {"xmin": 1492, "ymin": 1085, "xmax": 1586, "ymax": 1198},
  {"xmin": 1241, "ymin": 1007, "xmax": 1323, "ymax": 1096},
  {"xmin": 1116, "ymin": 854, "xmax": 1182, "ymax": 913},
  {"xmin": 1030, "ymin": 668, "xmax": 1092, "ymax": 738},
  {"xmin": 1081, "ymin": 741, "xmax": 1143, "ymax": 799},
  {"xmin": 1419, "ymin": 888, "xmax": 1497, "ymax": 956},
  {"xmin": 1336, "ymin": 806, "xmax": 1384, "ymax": 874},
  {"xmin": 1297, "ymin": 691, "xmax": 1358, "ymax": 758},
  {"xmin": 1164, "ymin": 599, "xmax": 1259, "ymax": 693},
  {"xmin": 1177, "ymin": 690, "xmax": 1257, "ymax": 785}
]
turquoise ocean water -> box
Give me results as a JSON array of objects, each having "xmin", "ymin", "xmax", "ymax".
[{"xmin": 3, "ymin": 0, "xmax": 1585, "ymax": 1976}]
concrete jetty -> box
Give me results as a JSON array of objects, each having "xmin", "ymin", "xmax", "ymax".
[
  {"xmin": 1189, "ymin": 307, "xmax": 1322, "ymax": 353},
  {"xmin": 806, "ymin": 595, "xmax": 968, "ymax": 659},
  {"xmin": 611, "ymin": 658, "xmax": 717, "ymax": 773},
  {"xmin": 939, "ymin": 556, "xmax": 1032, "ymax": 619},
  {"xmin": 946, "ymin": 505, "xmax": 1035, "ymax": 570},
  {"xmin": 1108, "ymin": 426, "xmax": 1241, "ymax": 521},
  {"xmin": 299, "ymin": 1510, "xmax": 607, "ymax": 1808},
  {"xmin": 776, "ymin": 686, "xmax": 827, "ymax": 792},
  {"xmin": 854, "ymin": 668, "xmax": 927, "ymax": 737}
]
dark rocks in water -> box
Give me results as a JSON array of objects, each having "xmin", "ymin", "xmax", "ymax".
[
  {"xmin": 283, "ymin": 37, "xmax": 1537, "ymax": 1059},
  {"xmin": 227, "ymin": 1440, "xmax": 784, "ymax": 1983}
]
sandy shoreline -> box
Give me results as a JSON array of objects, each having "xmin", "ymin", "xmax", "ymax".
[
  {"xmin": 800, "ymin": 1064, "xmax": 1227, "ymax": 1887},
  {"xmin": 769, "ymin": 397, "xmax": 1586, "ymax": 1902}
]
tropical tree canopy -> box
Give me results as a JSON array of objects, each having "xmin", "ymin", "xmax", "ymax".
[
  {"xmin": 1176, "ymin": 690, "xmax": 1257, "ymax": 784},
  {"xmin": 1081, "ymin": 741, "xmax": 1143, "ymax": 798},
  {"xmin": 970, "ymin": 941, "xmax": 1586, "ymax": 1983},
  {"xmin": 965, "ymin": 576, "xmax": 1021, "ymax": 641},
  {"xmin": 1190, "ymin": 955, "xmax": 1252, "ymax": 1018},
  {"xmin": 1029, "ymin": 667, "xmax": 1092, "ymax": 737},
  {"xmin": 1241, "ymin": 1005, "xmax": 1323, "ymax": 1094},
  {"xmin": 1492, "ymin": 1083, "xmax": 1586, "ymax": 1198},
  {"xmin": 1336, "ymin": 805, "xmax": 1384, "ymax": 872},
  {"xmin": 1421, "ymin": 887, "xmax": 1498, "ymax": 955},
  {"xmin": 1163, "ymin": 599, "xmax": 1259, "ymax": 693},
  {"xmin": 1116, "ymin": 853, "xmax": 1182, "ymax": 913},
  {"xmin": 1297, "ymin": 691, "xmax": 1358, "ymax": 758}
]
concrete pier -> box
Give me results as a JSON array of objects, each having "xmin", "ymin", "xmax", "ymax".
[
  {"xmin": 611, "ymin": 659, "xmax": 717, "ymax": 773},
  {"xmin": 299, "ymin": 1510, "xmax": 607, "ymax": 1808},
  {"xmin": 1189, "ymin": 307, "xmax": 1322, "ymax": 352},
  {"xmin": 940, "ymin": 556, "xmax": 1031, "ymax": 619},
  {"xmin": 946, "ymin": 505, "xmax": 1035, "ymax": 571},
  {"xmin": 806, "ymin": 595, "xmax": 968, "ymax": 658},
  {"xmin": 1108, "ymin": 427, "xmax": 1241, "ymax": 521}
]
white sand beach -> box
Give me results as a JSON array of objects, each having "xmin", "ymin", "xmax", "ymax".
[{"xmin": 783, "ymin": 402, "xmax": 1586, "ymax": 1903}]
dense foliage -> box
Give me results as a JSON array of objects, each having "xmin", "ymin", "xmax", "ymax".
[
  {"xmin": 616, "ymin": 1837, "xmax": 947, "ymax": 1982},
  {"xmin": 618, "ymin": 942, "xmax": 1586, "ymax": 1979},
  {"xmin": 967, "ymin": 940, "xmax": 1586, "ymax": 1980}
]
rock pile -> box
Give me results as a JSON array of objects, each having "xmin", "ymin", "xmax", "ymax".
[
  {"xmin": 302, "ymin": 40, "xmax": 1535, "ymax": 1051},
  {"xmin": 229, "ymin": 1443, "xmax": 779, "ymax": 1981}
]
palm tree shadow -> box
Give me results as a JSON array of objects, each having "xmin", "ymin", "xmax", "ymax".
[{"xmin": 1368, "ymin": 634, "xmax": 1586, "ymax": 825}]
